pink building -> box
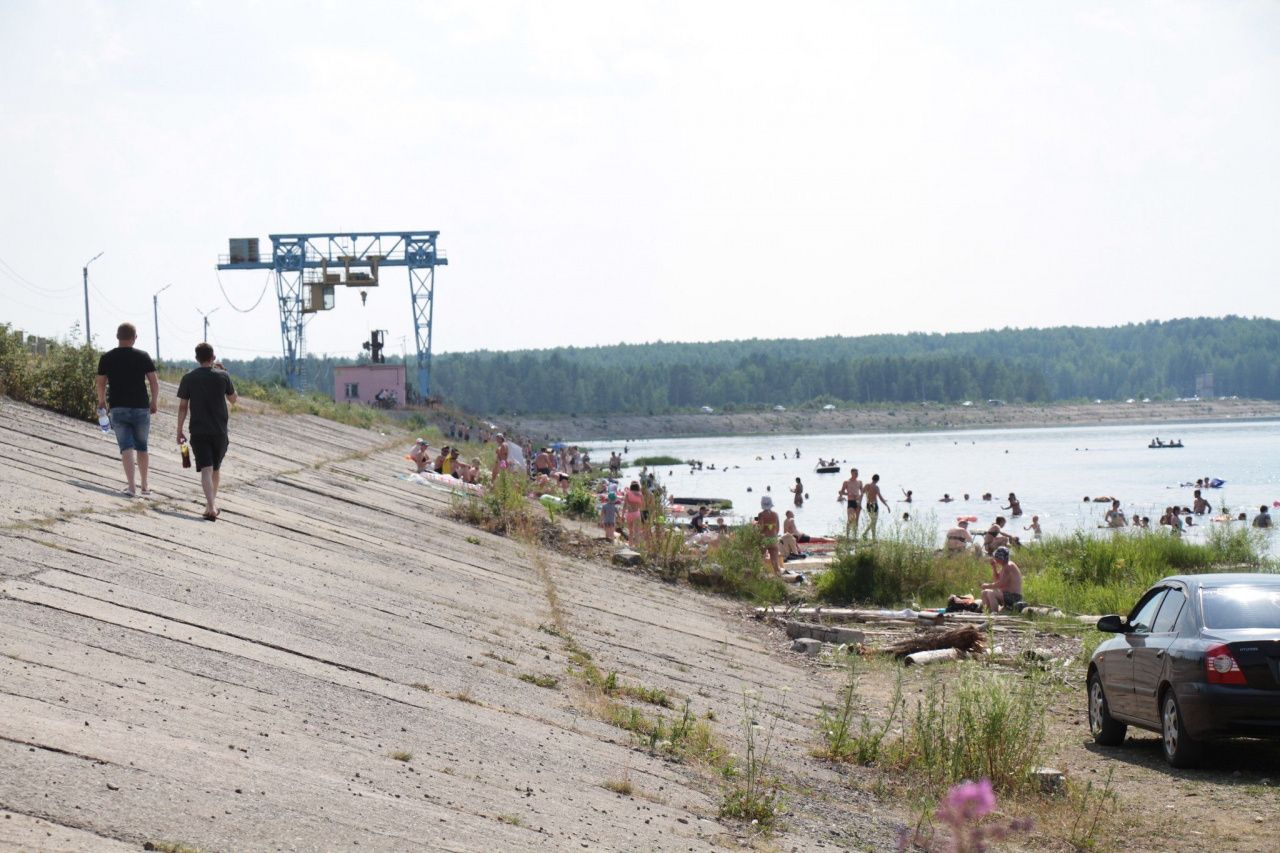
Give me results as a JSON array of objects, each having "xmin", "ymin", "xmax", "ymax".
[{"xmin": 333, "ymin": 364, "xmax": 406, "ymax": 409}]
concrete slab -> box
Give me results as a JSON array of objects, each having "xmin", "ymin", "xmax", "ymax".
[{"xmin": 0, "ymin": 393, "xmax": 904, "ymax": 850}]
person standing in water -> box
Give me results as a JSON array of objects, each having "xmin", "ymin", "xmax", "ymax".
[
  {"xmin": 837, "ymin": 467, "xmax": 863, "ymax": 537},
  {"xmin": 791, "ymin": 477, "xmax": 804, "ymax": 506},
  {"xmin": 861, "ymin": 474, "xmax": 891, "ymax": 541}
]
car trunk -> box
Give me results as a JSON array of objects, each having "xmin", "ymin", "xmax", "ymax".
[{"xmin": 1220, "ymin": 636, "xmax": 1280, "ymax": 690}]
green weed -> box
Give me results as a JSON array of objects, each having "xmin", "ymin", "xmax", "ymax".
[
  {"xmin": 719, "ymin": 691, "xmax": 783, "ymax": 830},
  {"xmin": 518, "ymin": 672, "xmax": 560, "ymax": 689},
  {"xmin": 890, "ymin": 671, "xmax": 1048, "ymax": 795}
]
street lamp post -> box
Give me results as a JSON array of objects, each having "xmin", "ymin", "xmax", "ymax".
[
  {"xmin": 152, "ymin": 284, "xmax": 172, "ymax": 361},
  {"xmin": 82, "ymin": 251, "xmax": 104, "ymax": 343},
  {"xmin": 196, "ymin": 306, "xmax": 219, "ymax": 343}
]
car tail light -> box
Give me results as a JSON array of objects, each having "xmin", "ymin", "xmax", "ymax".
[{"xmin": 1205, "ymin": 644, "xmax": 1246, "ymax": 685}]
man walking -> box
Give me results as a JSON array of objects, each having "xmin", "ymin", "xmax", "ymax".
[
  {"xmin": 95, "ymin": 322, "xmax": 159, "ymax": 497},
  {"xmin": 176, "ymin": 343, "xmax": 237, "ymax": 521}
]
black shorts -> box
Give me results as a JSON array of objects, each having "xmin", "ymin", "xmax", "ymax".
[{"xmin": 190, "ymin": 434, "xmax": 229, "ymax": 472}]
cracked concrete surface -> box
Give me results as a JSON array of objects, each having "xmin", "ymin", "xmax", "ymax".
[{"xmin": 0, "ymin": 390, "xmax": 903, "ymax": 851}]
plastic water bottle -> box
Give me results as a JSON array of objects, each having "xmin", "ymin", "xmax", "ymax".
[{"xmin": 97, "ymin": 408, "xmax": 111, "ymax": 433}]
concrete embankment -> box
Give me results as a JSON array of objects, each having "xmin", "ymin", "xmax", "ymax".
[{"xmin": 0, "ymin": 389, "xmax": 899, "ymax": 851}]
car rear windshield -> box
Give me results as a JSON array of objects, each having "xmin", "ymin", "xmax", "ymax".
[{"xmin": 1200, "ymin": 586, "xmax": 1280, "ymax": 630}]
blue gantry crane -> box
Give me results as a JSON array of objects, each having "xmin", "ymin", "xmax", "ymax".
[{"xmin": 216, "ymin": 231, "xmax": 447, "ymax": 397}]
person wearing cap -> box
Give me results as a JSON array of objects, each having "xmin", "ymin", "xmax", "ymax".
[
  {"xmin": 755, "ymin": 495, "xmax": 782, "ymax": 573},
  {"xmin": 409, "ymin": 439, "xmax": 431, "ymax": 473},
  {"xmin": 981, "ymin": 546, "xmax": 1023, "ymax": 612}
]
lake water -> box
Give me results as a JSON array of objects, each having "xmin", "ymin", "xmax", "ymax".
[{"xmin": 581, "ymin": 420, "xmax": 1280, "ymax": 549}]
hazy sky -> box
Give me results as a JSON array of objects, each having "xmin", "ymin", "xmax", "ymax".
[{"xmin": 2, "ymin": 1, "xmax": 1277, "ymax": 362}]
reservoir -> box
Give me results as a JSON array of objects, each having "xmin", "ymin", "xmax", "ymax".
[{"xmin": 582, "ymin": 419, "xmax": 1280, "ymax": 548}]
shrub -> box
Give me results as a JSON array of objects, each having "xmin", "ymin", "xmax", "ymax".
[
  {"xmin": 451, "ymin": 471, "xmax": 535, "ymax": 537},
  {"xmin": 0, "ymin": 325, "xmax": 99, "ymax": 421},
  {"xmin": 30, "ymin": 339, "xmax": 99, "ymax": 421},
  {"xmin": 563, "ymin": 482, "xmax": 598, "ymax": 519},
  {"xmin": 705, "ymin": 526, "xmax": 788, "ymax": 603},
  {"xmin": 890, "ymin": 672, "xmax": 1048, "ymax": 795}
]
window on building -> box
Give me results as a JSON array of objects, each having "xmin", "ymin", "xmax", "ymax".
[{"xmin": 344, "ymin": 382, "xmax": 359, "ymax": 399}]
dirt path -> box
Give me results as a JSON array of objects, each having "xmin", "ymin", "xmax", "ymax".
[{"xmin": 822, "ymin": 620, "xmax": 1280, "ymax": 853}]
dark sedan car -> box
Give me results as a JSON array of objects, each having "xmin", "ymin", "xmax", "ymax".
[{"xmin": 1087, "ymin": 573, "xmax": 1280, "ymax": 767}]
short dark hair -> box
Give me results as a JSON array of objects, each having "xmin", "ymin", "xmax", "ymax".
[
  {"xmin": 117, "ymin": 323, "xmax": 137, "ymax": 341},
  {"xmin": 195, "ymin": 342, "xmax": 214, "ymax": 363}
]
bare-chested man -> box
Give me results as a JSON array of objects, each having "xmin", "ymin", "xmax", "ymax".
[
  {"xmin": 981, "ymin": 546, "xmax": 1023, "ymax": 612},
  {"xmin": 837, "ymin": 467, "xmax": 863, "ymax": 537},
  {"xmin": 491, "ymin": 433, "xmax": 510, "ymax": 481},
  {"xmin": 861, "ymin": 473, "xmax": 890, "ymax": 541}
]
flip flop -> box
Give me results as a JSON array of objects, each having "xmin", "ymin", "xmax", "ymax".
[
  {"xmin": 140, "ymin": 489, "xmax": 153, "ymax": 499},
  {"xmin": 120, "ymin": 488, "xmax": 137, "ymax": 498},
  {"xmin": 202, "ymin": 509, "xmax": 220, "ymax": 521}
]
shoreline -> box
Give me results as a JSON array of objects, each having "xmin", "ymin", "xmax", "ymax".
[{"xmin": 499, "ymin": 399, "xmax": 1280, "ymax": 442}]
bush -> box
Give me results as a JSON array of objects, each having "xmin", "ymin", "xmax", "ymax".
[
  {"xmin": 0, "ymin": 324, "xmax": 99, "ymax": 420},
  {"xmin": 816, "ymin": 519, "xmax": 985, "ymax": 607},
  {"xmin": 705, "ymin": 526, "xmax": 788, "ymax": 603},
  {"xmin": 451, "ymin": 471, "xmax": 535, "ymax": 537},
  {"xmin": 890, "ymin": 672, "xmax": 1048, "ymax": 795},
  {"xmin": 564, "ymin": 482, "xmax": 598, "ymax": 519}
]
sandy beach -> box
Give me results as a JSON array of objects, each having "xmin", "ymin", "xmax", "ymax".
[{"xmin": 504, "ymin": 398, "xmax": 1280, "ymax": 441}]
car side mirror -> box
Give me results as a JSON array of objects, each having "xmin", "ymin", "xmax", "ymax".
[{"xmin": 1096, "ymin": 614, "xmax": 1127, "ymax": 633}]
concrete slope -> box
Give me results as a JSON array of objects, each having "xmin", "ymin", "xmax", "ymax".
[{"xmin": 0, "ymin": 392, "xmax": 901, "ymax": 852}]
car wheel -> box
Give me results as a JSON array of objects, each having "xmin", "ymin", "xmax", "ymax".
[
  {"xmin": 1161, "ymin": 690, "xmax": 1203, "ymax": 768},
  {"xmin": 1087, "ymin": 672, "xmax": 1126, "ymax": 746}
]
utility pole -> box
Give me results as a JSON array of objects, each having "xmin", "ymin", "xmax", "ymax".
[
  {"xmin": 196, "ymin": 306, "xmax": 219, "ymax": 342},
  {"xmin": 82, "ymin": 251, "xmax": 104, "ymax": 343},
  {"xmin": 152, "ymin": 284, "xmax": 172, "ymax": 361}
]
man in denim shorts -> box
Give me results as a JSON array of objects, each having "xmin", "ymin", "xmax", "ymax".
[
  {"xmin": 176, "ymin": 343, "xmax": 237, "ymax": 521},
  {"xmin": 95, "ymin": 322, "xmax": 160, "ymax": 497}
]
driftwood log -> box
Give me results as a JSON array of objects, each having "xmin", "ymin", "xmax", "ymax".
[{"xmin": 883, "ymin": 624, "xmax": 985, "ymax": 658}]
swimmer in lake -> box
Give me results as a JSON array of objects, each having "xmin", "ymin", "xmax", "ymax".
[
  {"xmin": 939, "ymin": 493, "xmax": 954, "ymax": 503},
  {"xmin": 1003, "ymin": 492, "xmax": 1022, "ymax": 517},
  {"xmin": 1024, "ymin": 515, "xmax": 1041, "ymax": 539}
]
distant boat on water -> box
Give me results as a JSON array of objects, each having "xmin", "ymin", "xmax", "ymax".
[{"xmin": 1149, "ymin": 438, "xmax": 1184, "ymax": 449}]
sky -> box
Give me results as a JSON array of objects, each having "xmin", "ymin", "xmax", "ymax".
[{"xmin": 1, "ymin": 0, "xmax": 1277, "ymax": 364}]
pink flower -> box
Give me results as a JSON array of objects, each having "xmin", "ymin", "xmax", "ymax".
[{"xmin": 937, "ymin": 778, "xmax": 996, "ymax": 824}]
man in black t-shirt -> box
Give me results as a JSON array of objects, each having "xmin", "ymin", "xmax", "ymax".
[
  {"xmin": 95, "ymin": 322, "xmax": 160, "ymax": 497},
  {"xmin": 176, "ymin": 342, "xmax": 238, "ymax": 521}
]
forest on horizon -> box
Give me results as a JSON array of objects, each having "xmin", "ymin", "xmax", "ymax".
[{"xmin": 209, "ymin": 316, "xmax": 1280, "ymax": 415}]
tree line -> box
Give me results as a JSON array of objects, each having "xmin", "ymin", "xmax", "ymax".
[{"xmin": 212, "ymin": 316, "xmax": 1280, "ymax": 415}]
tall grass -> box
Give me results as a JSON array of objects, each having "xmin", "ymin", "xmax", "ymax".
[
  {"xmin": 816, "ymin": 517, "xmax": 984, "ymax": 607},
  {"xmin": 890, "ymin": 672, "xmax": 1048, "ymax": 795},
  {"xmin": 813, "ymin": 520, "xmax": 1268, "ymax": 614},
  {"xmin": 1019, "ymin": 527, "xmax": 1267, "ymax": 614}
]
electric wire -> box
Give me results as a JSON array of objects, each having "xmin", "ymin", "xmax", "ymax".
[
  {"xmin": 0, "ymin": 254, "xmax": 78, "ymax": 295},
  {"xmin": 215, "ymin": 268, "xmax": 271, "ymax": 313}
]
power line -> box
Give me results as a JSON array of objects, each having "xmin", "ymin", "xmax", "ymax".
[
  {"xmin": 0, "ymin": 254, "xmax": 78, "ymax": 295},
  {"xmin": 215, "ymin": 268, "xmax": 272, "ymax": 313}
]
